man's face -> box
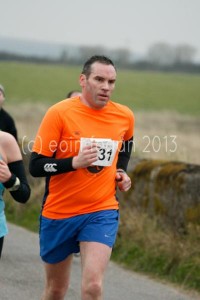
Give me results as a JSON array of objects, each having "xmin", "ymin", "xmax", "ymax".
[
  {"xmin": 80, "ymin": 62, "xmax": 116, "ymax": 110},
  {"xmin": 0, "ymin": 90, "xmax": 5, "ymax": 107}
]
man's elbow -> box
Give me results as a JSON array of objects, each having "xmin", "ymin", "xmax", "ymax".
[{"xmin": 29, "ymin": 163, "xmax": 39, "ymax": 177}]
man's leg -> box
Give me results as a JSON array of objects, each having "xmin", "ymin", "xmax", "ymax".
[
  {"xmin": 80, "ymin": 242, "xmax": 112, "ymax": 300},
  {"xmin": 41, "ymin": 254, "xmax": 73, "ymax": 300}
]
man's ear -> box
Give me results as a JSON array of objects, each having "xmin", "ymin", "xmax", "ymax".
[{"xmin": 79, "ymin": 74, "xmax": 86, "ymax": 88}]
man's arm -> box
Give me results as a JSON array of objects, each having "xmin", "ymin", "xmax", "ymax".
[
  {"xmin": 115, "ymin": 136, "xmax": 133, "ymax": 192},
  {"xmin": 29, "ymin": 152, "xmax": 75, "ymax": 177},
  {"xmin": 29, "ymin": 142, "xmax": 99, "ymax": 177},
  {"xmin": 117, "ymin": 136, "xmax": 133, "ymax": 172}
]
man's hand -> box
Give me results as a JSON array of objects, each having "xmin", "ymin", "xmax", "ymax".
[
  {"xmin": 72, "ymin": 142, "xmax": 98, "ymax": 169},
  {"xmin": 115, "ymin": 169, "xmax": 131, "ymax": 192}
]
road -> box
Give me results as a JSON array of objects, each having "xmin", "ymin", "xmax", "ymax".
[{"xmin": 0, "ymin": 223, "xmax": 199, "ymax": 300}]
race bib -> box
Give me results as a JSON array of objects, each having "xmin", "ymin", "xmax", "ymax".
[{"xmin": 80, "ymin": 138, "xmax": 119, "ymax": 166}]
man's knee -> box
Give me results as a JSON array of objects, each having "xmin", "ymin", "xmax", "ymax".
[
  {"xmin": 82, "ymin": 280, "xmax": 102, "ymax": 298},
  {"xmin": 45, "ymin": 283, "xmax": 69, "ymax": 300}
]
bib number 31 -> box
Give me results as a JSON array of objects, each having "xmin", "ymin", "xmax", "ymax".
[{"xmin": 80, "ymin": 138, "xmax": 118, "ymax": 166}]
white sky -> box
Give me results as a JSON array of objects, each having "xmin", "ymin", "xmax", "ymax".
[{"xmin": 0, "ymin": 0, "xmax": 200, "ymax": 61}]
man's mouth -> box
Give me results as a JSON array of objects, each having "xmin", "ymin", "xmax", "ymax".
[{"xmin": 98, "ymin": 94, "xmax": 108, "ymax": 100}]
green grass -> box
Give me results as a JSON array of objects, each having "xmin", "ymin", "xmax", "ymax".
[
  {"xmin": 5, "ymin": 194, "xmax": 41, "ymax": 233},
  {"xmin": 0, "ymin": 61, "xmax": 80, "ymax": 103},
  {"xmin": 1, "ymin": 61, "xmax": 200, "ymax": 115},
  {"xmin": 115, "ymin": 70, "xmax": 200, "ymax": 114}
]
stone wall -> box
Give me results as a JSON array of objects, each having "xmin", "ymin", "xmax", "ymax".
[{"xmin": 124, "ymin": 158, "xmax": 200, "ymax": 233}]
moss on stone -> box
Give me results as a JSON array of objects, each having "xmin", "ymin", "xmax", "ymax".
[
  {"xmin": 133, "ymin": 160, "xmax": 165, "ymax": 179},
  {"xmin": 157, "ymin": 163, "xmax": 187, "ymax": 179},
  {"xmin": 154, "ymin": 196, "xmax": 166, "ymax": 215},
  {"xmin": 185, "ymin": 205, "xmax": 200, "ymax": 223}
]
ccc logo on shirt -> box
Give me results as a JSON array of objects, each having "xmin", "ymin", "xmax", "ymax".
[{"xmin": 44, "ymin": 163, "xmax": 57, "ymax": 172}]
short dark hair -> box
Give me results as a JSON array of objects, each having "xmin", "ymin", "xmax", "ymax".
[{"xmin": 81, "ymin": 55, "xmax": 115, "ymax": 78}]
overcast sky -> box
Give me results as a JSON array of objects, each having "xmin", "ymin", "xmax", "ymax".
[{"xmin": 0, "ymin": 0, "xmax": 200, "ymax": 61}]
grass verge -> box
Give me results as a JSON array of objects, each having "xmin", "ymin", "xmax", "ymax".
[{"xmin": 112, "ymin": 208, "xmax": 200, "ymax": 293}]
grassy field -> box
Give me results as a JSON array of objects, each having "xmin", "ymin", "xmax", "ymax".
[
  {"xmin": 2, "ymin": 61, "xmax": 200, "ymax": 297},
  {"xmin": 1, "ymin": 61, "xmax": 200, "ymax": 115}
]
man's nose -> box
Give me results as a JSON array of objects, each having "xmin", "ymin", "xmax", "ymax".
[{"xmin": 102, "ymin": 81, "xmax": 109, "ymax": 90}]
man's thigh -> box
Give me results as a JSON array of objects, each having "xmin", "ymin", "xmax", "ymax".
[
  {"xmin": 80, "ymin": 241, "xmax": 112, "ymax": 281},
  {"xmin": 43, "ymin": 254, "xmax": 73, "ymax": 289}
]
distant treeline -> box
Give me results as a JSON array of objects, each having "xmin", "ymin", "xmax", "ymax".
[{"xmin": 1, "ymin": 51, "xmax": 200, "ymax": 74}]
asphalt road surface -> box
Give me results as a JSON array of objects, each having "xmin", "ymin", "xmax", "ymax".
[{"xmin": 0, "ymin": 223, "xmax": 199, "ymax": 300}]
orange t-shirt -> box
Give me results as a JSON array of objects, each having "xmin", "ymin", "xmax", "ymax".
[{"xmin": 32, "ymin": 97, "xmax": 134, "ymax": 219}]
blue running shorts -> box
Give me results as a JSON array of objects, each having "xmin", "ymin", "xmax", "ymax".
[{"xmin": 40, "ymin": 209, "xmax": 119, "ymax": 264}]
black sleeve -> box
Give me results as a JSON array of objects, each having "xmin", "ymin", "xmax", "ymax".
[
  {"xmin": 117, "ymin": 136, "xmax": 133, "ymax": 172},
  {"xmin": 8, "ymin": 119, "xmax": 18, "ymax": 142},
  {"xmin": 3, "ymin": 160, "xmax": 31, "ymax": 204},
  {"xmin": 29, "ymin": 152, "xmax": 76, "ymax": 177},
  {"xmin": 1, "ymin": 109, "xmax": 18, "ymax": 141}
]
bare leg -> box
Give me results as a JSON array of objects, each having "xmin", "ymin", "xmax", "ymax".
[
  {"xmin": 80, "ymin": 242, "xmax": 112, "ymax": 300},
  {"xmin": 41, "ymin": 254, "xmax": 73, "ymax": 300}
]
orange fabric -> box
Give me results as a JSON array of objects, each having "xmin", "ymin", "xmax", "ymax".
[{"xmin": 32, "ymin": 97, "xmax": 134, "ymax": 219}]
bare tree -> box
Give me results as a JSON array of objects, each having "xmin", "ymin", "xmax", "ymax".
[
  {"xmin": 78, "ymin": 45, "xmax": 106, "ymax": 62},
  {"xmin": 109, "ymin": 48, "xmax": 131, "ymax": 67},
  {"xmin": 174, "ymin": 44, "xmax": 196, "ymax": 64},
  {"xmin": 147, "ymin": 42, "xmax": 175, "ymax": 66},
  {"xmin": 59, "ymin": 49, "xmax": 69, "ymax": 62}
]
